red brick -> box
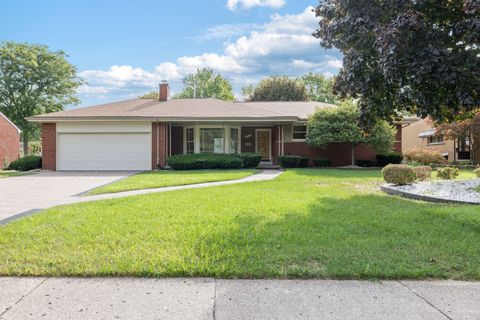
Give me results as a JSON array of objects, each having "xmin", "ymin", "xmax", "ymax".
[
  {"xmin": 41, "ymin": 123, "xmax": 56, "ymax": 170},
  {"xmin": 152, "ymin": 122, "xmax": 168, "ymax": 169},
  {"xmin": 0, "ymin": 114, "xmax": 20, "ymax": 168}
]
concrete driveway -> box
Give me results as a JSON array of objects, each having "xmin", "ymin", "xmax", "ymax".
[{"xmin": 0, "ymin": 171, "xmax": 134, "ymax": 223}]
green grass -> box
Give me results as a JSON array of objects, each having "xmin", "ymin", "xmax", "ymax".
[
  {"xmin": 88, "ymin": 169, "xmax": 257, "ymax": 195},
  {"xmin": 1, "ymin": 169, "xmax": 480, "ymax": 279},
  {"xmin": 0, "ymin": 170, "xmax": 36, "ymax": 179}
]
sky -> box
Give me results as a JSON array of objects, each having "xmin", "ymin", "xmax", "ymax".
[{"xmin": 0, "ymin": 0, "xmax": 342, "ymax": 108}]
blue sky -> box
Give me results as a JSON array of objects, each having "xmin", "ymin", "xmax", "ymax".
[{"xmin": 0, "ymin": 0, "xmax": 342, "ymax": 107}]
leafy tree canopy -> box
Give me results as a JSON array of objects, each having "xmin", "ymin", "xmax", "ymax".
[
  {"xmin": 302, "ymin": 72, "xmax": 338, "ymax": 104},
  {"xmin": 307, "ymin": 100, "xmax": 396, "ymax": 165},
  {"xmin": 248, "ymin": 76, "xmax": 308, "ymax": 101},
  {"xmin": 0, "ymin": 42, "xmax": 82, "ymax": 154},
  {"xmin": 314, "ymin": 0, "xmax": 480, "ymax": 123},
  {"xmin": 174, "ymin": 68, "xmax": 234, "ymax": 101},
  {"xmin": 139, "ymin": 91, "xmax": 159, "ymax": 99}
]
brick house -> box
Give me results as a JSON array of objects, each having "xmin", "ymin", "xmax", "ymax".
[
  {"xmin": 29, "ymin": 83, "xmax": 402, "ymax": 171},
  {"xmin": 402, "ymin": 117, "xmax": 471, "ymax": 162},
  {"xmin": 0, "ymin": 111, "xmax": 21, "ymax": 169}
]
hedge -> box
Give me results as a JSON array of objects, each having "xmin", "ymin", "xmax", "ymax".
[
  {"xmin": 356, "ymin": 160, "xmax": 377, "ymax": 167},
  {"xmin": 167, "ymin": 154, "xmax": 243, "ymax": 170},
  {"xmin": 7, "ymin": 155, "xmax": 42, "ymax": 171},
  {"xmin": 382, "ymin": 164, "xmax": 416, "ymax": 185},
  {"xmin": 313, "ymin": 159, "xmax": 331, "ymax": 167},
  {"xmin": 240, "ymin": 153, "xmax": 262, "ymax": 168},
  {"xmin": 277, "ymin": 155, "xmax": 302, "ymax": 168},
  {"xmin": 376, "ymin": 153, "xmax": 403, "ymax": 167}
]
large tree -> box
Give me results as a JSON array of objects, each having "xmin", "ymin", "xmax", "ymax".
[
  {"xmin": 248, "ymin": 76, "xmax": 308, "ymax": 101},
  {"xmin": 302, "ymin": 72, "xmax": 338, "ymax": 104},
  {"xmin": 314, "ymin": 0, "xmax": 480, "ymax": 124},
  {"xmin": 174, "ymin": 68, "xmax": 234, "ymax": 101},
  {"xmin": 0, "ymin": 42, "xmax": 82, "ymax": 155},
  {"xmin": 306, "ymin": 100, "xmax": 396, "ymax": 165}
]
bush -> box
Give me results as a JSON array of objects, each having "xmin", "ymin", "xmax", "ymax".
[
  {"xmin": 356, "ymin": 160, "xmax": 377, "ymax": 167},
  {"xmin": 7, "ymin": 155, "xmax": 42, "ymax": 171},
  {"xmin": 240, "ymin": 153, "xmax": 262, "ymax": 168},
  {"xmin": 413, "ymin": 166, "xmax": 432, "ymax": 181},
  {"xmin": 436, "ymin": 167, "xmax": 459, "ymax": 180},
  {"xmin": 277, "ymin": 155, "xmax": 302, "ymax": 168},
  {"xmin": 313, "ymin": 158, "xmax": 331, "ymax": 167},
  {"xmin": 167, "ymin": 154, "xmax": 242, "ymax": 170},
  {"xmin": 404, "ymin": 147, "xmax": 447, "ymax": 165},
  {"xmin": 475, "ymin": 168, "xmax": 480, "ymax": 178},
  {"xmin": 382, "ymin": 164, "xmax": 416, "ymax": 185},
  {"xmin": 29, "ymin": 141, "xmax": 41, "ymax": 155},
  {"xmin": 299, "ymin": 157, "xmax": 310, "ymax": 168},
  {"xmin": 376, "ymin": 153, "xmax": 403, "ymax": 167}
]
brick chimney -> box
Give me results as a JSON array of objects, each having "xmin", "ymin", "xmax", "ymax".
[{"xmin": 159, "ymin": 81, "xmax": 169, "ymax": 101}]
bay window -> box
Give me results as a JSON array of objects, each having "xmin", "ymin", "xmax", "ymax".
[
  {"xmin": 185, "ymin": 125, "xmax": 240, "ymax": 155},
  {"xmin": 200, "ymin": 128, "xmax": 225, "ymax": 153}
]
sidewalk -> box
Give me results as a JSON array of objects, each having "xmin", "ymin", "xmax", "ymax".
[{"xmin": 1, "ymin": 278, "xmax": 479, "ymax": 319}]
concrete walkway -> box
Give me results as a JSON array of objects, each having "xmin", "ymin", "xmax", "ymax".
[
  {"xmin": 0, "ymin": 170, "xmax": 282, "ymax": 224},
  {"xmin": 1, "ymin": 278, "xmax": 479, "ymax": 319}
]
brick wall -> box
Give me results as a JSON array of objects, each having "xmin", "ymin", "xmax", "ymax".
[
  {"xmin": 152, "ymin": 122, "xmax": 168, "ymax": 169},
  {"xmin": 0, "ymin": 115, "xmax": 20, "ymax": 168},
  {"xmin": 41, "ymin": 123, "xmax": 56, "ymax": 170},
  {"xmin": 283, "ymin": 142, "xmax": 377, "ymax": 167}
]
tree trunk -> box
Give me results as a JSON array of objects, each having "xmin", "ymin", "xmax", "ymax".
[
  {"xmin": 23, "ymin": 134, "xmax": 29, "ymax": 156},
  {"xmin": 351, "ymin": 144, "xmax": 355, "ymax": 166}
]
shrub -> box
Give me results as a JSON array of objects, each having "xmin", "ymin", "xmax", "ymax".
[
  {"xmin": 475, "ymin": 168, "xmax": 480, "ymax": 178},
  {"xmin": 29, "ymin": 141, "xmax": 41, "ymax": 155},
  {"xmin": 277, "ymin": 155, "xmax": 302, "ymax": 168},
  {"xmin": 382, "ymin": 164, "xmax": 416, "ymax": 185},
  {"xmin": 167, "ymin": 154, "xmax": 242, "ymax": 170},
  {"xmin": 376, "ymin": 153, "xmax": 403, "ymax": 167},
  {"xmin": 436, "ymin": 167, "xmax": 459, "ymax": 180},
  {"xmin": 299, "ymin": 157, "xmax": 310, "ymax": 168},
  {"xmin": 413, "ymin": 166, "xmax": 432, "ymax": 181},
  {"xmin": 240, "ymin": 153, "xmax": 262, "ymax": 168},
  {"xmin": 404, "ymin": 147, "xmax": 447, "ymax": 165},
  {"xmin": 356, "ymin": 160, "xmax": 377, "ymax": 167},
  {"xmin": 313, "ymin": 158, "xmax": 331, "ymax": 167},
  {"xmin": 7, "ymin": 155, "xmax": 42, "ymax": 171}
]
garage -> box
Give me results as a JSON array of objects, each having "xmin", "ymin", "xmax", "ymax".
[{"xmin": 56, "ymin": 122, "xmax": 151, "ymax": 171}]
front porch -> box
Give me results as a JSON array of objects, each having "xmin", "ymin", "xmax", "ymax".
[{"xmin": 165, "ymin": 123, "xmax": 292, "ymax": 165}]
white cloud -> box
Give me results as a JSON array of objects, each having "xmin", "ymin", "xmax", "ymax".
[
  {"xmin": 77, "ymin": 6, "xmax": 342, "ymax": 104},
  {"xmin": 226, "ymin": 0, "xmax": 285, "ymax": 11}
]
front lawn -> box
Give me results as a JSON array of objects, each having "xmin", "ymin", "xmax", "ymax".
[
  {"xmin": 1, "ymin": 169, "xmax": 479, "ymax": 279},
  {"xmin": 88, "ymin": 169, "xmax": 257, "ymax": 195},
  {"xmin": 0, "ymin": 170, "xmax": 35, "ymax": 179}
]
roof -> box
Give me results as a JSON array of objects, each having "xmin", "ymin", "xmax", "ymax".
[
  {"xmin": 27, "ymin": 98, "xmax": 335, "ymax": 122},
  {"xmin": 0, "ymin": 111, "xmax": 21, "ymax": 133}
]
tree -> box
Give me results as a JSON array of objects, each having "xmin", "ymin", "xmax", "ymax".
[
  {"xmin": 314, "ymin": 0, "xmax": 480, "ymax": 124},
  {"xmin": 0, "ymin": 42, "xmax": 82, "ymax": 155},
  {"xmin": 306, "ymin": 100, "xmax": 396, "ymax": 165},
  {"xmin": 174, "ymin": 68, "xmax": 234, "ymax": 101},
  {"xmin": 437, "ymin": 109, "xmax": 480, "ymax": 163},
  {"xmin": 139, "ymin": 91, "xmax": 158, "ymax": 99},
  {"xmin": 241, "ymin": 84, "xmax": 255, "ymax": 101},
  {"xmin": 302, "ymin": 72, "xmax": 338, "ymax": 104},
  {"xmin": 249, "ymin": 76, "xmax": 308, "ymax": 101}
]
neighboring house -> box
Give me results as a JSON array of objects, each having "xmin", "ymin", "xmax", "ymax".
[
  {"xmin": 0, "ymin": 111, "xmax": 21, "ymax": 169},
  {"xmin": 402, "ymin": 117, "xmax": 471, "ymax": 162},
  {"xmin": 28, "ymin": 83, "xmax": 403, "ymax": 171}
]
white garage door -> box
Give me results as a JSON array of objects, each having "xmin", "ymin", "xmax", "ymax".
[{"xmin": 58, "ymin": 133, "xmax": 151, "ymax": 171}]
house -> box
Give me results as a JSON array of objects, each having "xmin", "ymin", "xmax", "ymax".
[
  {"xmin": 402, "ymin": 117, "xmax": 471, "ymax": 162},
  {"xmin": 0, "ymin": 111, "xmax": 21, "ymax": 169},
  {"xmin": 28, "ymin": 83, "xmax": 403, "ymax": 171}
]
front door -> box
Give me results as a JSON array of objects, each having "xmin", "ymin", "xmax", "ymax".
[{"xmin": 256, "ymin": 129, "xmax": 271, "ymax": 161}]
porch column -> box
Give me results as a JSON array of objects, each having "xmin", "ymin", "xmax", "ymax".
[{"xmin": 152, "ymin": 122, "xmax": 169, "ymax": 169}]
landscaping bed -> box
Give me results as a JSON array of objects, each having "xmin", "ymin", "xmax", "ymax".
[{"xmin": 382, "ymin": 180, "xmax": 480, "ymax": 204}]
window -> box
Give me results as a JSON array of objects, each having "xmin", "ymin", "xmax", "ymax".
[
  {"xmin": 292, "ymin": 124, "xmax": 307, "ymax": 140},
  {"xmin": 200, "ymin": 128, "xmax": 225, "ymax": 153},
  {"xmin": 230, "ymin": 128, "xmax": 239, "ymax": 153},
  {"xmin": 427, "ymin": 135, "xmax": 444, "ymax": 145},
  {"xmin": 186, "ymin": 128, "xmax": 195, "ymax": 154}
]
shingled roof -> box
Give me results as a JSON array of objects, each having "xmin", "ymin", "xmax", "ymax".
[{"xmin": 28, "ymin": 98, "xmax": 335, "ymax": 122}]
